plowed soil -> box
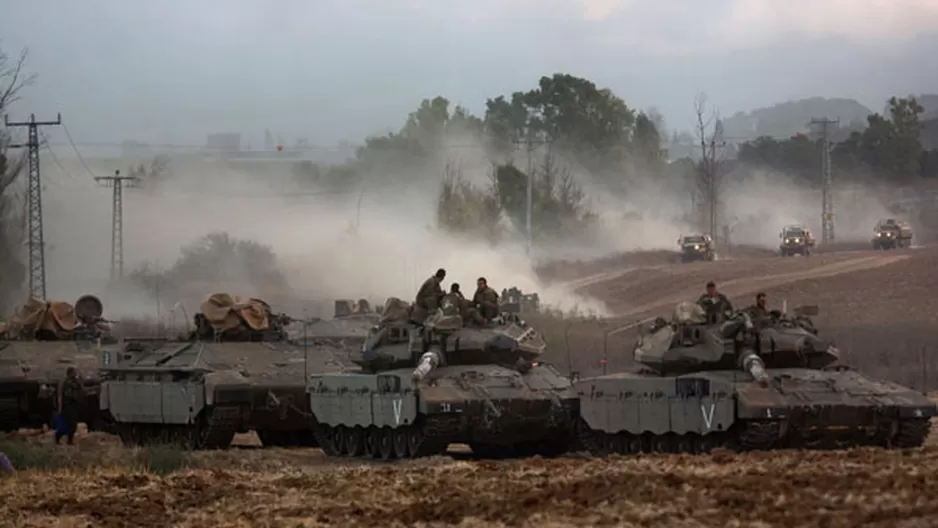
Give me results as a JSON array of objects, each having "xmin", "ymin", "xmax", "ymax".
[{"xmin": 4, "ymin": 441, "xmax": 938, "ymax": 527}]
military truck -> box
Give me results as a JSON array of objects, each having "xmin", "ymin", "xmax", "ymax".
[
  {"xmin": 98, "ymin": 293, "xmax": 369, "ymax": 449},
  {"xmin": 306, "ymin": 296, "xmax": 578, "ymax": 460},
  {"xmin": 872, "ymin": 218, "xmax": 913, "ymax": 249},
  {"xmin": 575, "ymin": 302, "xmax": 935, "ymax": 454},
  {"xmin": 500, "ymin": 287, "xmax": 540, "ymax": 314},
  {"xmin": 678, "ymin": 234, "xmax": 715, "ymax": 262},
  {"xmin": 0, "ymin": 295, "xmax": 113, "ymax": 433},
  {"xmin": 778, "ymin": 225, "xmax": 815, "ymax": 256}
]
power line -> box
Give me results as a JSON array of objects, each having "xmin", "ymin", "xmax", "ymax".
[
  {"xmin": 5, "ymin": 112, "xmax": 62, "ymax": 300},
  {"xmin": 94, "ymin": 169, "xmax": 139, "ymax": 280},
  {"xmin": 61, "ymin": 123, "xmax": 98, "ymax": 178}
]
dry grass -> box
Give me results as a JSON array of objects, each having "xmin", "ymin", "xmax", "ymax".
[{"xmin": 3, "ymin": 438, "xmax": 938, "ymax": 527}]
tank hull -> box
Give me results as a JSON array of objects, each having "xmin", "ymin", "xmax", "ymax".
[
  {"xmin": 0, "ymin": 340, "xmax": 109, "ymax": 433},
  {"xmin": 99, "ymin": 337, "xmax": 359, "ymax": 450},
  {"xmin": 308, "ymin": 364, "xmax": 579, "ymax": 460},
  {"xmin": 576, "ymin": 367, "xmax": 936, "ymax": 455}
]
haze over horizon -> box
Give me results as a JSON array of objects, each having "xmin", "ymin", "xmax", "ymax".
[{"xmin": 2, "ymin": 0, "xmax": 937, "ymax": 148}]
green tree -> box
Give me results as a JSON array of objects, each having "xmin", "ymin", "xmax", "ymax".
[
  {"xmin": 128, "ymin": 233, "xmax": 288, "ymax": 303},
  {"xmin": 483, "ymin": 74, "xmax": 637, "ymax": 166},
  {"xmin": 436, "ymin": 163, "xmax": 501, "ymax": 240},
  {"xmin": 737, "ymin": 134, "xmax": 821, "ymax": 180},
  {"xmin": 833, "ymin": 96, "xmax": 925, "ymax": 180}
]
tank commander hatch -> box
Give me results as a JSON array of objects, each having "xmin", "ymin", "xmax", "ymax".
[{"xmin": 697, "ymin": 281, "xmax": 733, "ymax": 323}]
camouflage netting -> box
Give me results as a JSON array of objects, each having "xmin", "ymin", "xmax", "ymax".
[
  {"xmin": 200, "ymin": 293, "xmax": 271, "ymax": 333},
  {"xmin": 0, "ymin": 298, "xmax": 79, "ymax": 339},
  {"xmin": 380, "ymin": 297, "xmax": 411, "ymax": 325}
]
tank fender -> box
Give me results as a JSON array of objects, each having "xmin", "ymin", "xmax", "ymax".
[
  {"xmin": 308, "ymin": 369, "xmax": 419, "ymax": 429},
  {"xmin": 576, "ymin": 376, "xmax": 738, "ymax": 435},
  {"xmin": 735, "ymin": 383, "xmax": 790, "ymax": 420}
]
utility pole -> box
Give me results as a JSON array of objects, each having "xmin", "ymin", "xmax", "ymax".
[
  {"xmin": 809, "ymin": 117, "xmax": 839, "ymax": 245},
  {"xmin": 5, "ymin": 113, "xmax": 62, "ymax": 300},
  {"xmin": 513, "ymin": 134, "xmax": 551, "ymax": 255},
  {"xmin": 94, "ymin": 169, "xmax": 138, "ymax": 280}
]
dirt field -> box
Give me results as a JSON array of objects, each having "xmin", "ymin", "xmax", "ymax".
[
  {"xmin": 3, "ymin": 432, "xmax": 938, "ymax": 527},
  {"xmin": 4, "ymin": 244, "xmax": 938, "ymax": 527}
]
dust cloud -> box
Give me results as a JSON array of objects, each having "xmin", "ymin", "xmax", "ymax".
[
  {"xmin": 719, "ymin": 169, "xmax": 895, "ymax": 247},
  {"xmin": 37, "ymin": 150, "xmax": 611, "ymax": 320}
]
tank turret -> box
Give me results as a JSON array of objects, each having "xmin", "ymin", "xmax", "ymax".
[
  {"xmin": 356, "ymin": 296, "xmax": 546, "ymax": 375},
  {"xmin": 634, "ymin": 301, "xmax": 838, "ymax": 379}
]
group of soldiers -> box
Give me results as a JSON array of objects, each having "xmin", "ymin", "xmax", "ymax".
[
  {"xmin": 413, "ymin": 268, "xmax": 501, "ymax": 325},
  {"xmin": 696, "ymin": 280, "xmax": 770, "ymax": 323}
]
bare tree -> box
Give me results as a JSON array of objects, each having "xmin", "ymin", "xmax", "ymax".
[
  {"xmin": 693, "ymin": 92, "xmax": 727, "ymax": 244},
  {"xmin": 0, "ymin": 46, "xmax": 35, "ymax": 310}
]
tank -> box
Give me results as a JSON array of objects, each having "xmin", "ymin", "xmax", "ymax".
[
  {"xmin": 306, "ymin": 295, "xmax": 579, "ymax": 460},
  {"xmin": 872, "ymin": 218, "xmax": 913, "ymax": 249},
  {"xmin": 97, "ymin": 293, "xmax": 370, "ymax": 449},
  {"xmin": 0, "ymin": 295, "xmax": 113, "ymax": 432},
  {"xmin": 575, "ymin": 301, "xmax": 936, "ymax": 454},
  {"xmin": 678, "ymin": 234, "xmax": 715, "ymax": 262},
  {"xmin": 778, "ymin": 224, "xmax": 815, "ymax": 256}
]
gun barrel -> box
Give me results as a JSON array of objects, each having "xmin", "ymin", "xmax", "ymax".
[
  {"xmin": 412, "ymin": 351, "xmax": 440, "ymax": 382},
  {"xmin": 740, "ymin": 351, "xmax": 769, "ymax": 386}
]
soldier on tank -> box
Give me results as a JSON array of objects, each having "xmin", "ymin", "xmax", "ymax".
[
  {"xmin": 449, "ymin": 283, "xmax": 465, "ymax": 302},
  {"xmin": 56, "ymin": 367, "xmax": 84, "ymax": 445},
  {"xmin": 415, "ymin": 269, "xmax": 446, "ymax": 313},
  {"xmin": 697, "ymin": 281, "xmax": 733, "ymax": 323},
  {"xmin": 747, "ymin": 292, "xmax": 769, "ymax": 318},
  {"xmin": 472, "ymin": 277, "xmax": 500, "ymax": 322}
]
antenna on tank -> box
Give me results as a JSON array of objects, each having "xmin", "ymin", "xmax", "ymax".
[
  {"xmin": 782, "ymin": 299, "xmax": 788, "ymax": 315},
  {"xmin": 303, "ymin": 308, "xmax": 309, "ymax": 383}
]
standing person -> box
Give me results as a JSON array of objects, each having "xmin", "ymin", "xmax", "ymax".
[{"xmin": 56, "ymin": 367, "xmax": 83, "ymax": 445}]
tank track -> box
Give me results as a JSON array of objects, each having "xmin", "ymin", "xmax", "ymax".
[
  {"xmin": 313, "ymin": 420, "xmax": 448, "ymax": 461},
  {"xmin": 578, "ymin": 419, "xmax": 780, "ymax": 455},
  {"xmin": 196, "ymin": 405, "xmax": 240, "ymax": 449},
  {"xmin": 114, "ymin": 405, "xmax": 239, "ymax": 450},
  {"xmin": 892, "ymin": 418, "xmax": 931, "ymax": 449},
  {"xmin": 0, "ymin": 397, "xmax": 20, "ymax": 432}
]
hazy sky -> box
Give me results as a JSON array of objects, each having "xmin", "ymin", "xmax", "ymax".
[{"xmin": 2, "ymin": 0, "xmax": 937, "ymax": 149}]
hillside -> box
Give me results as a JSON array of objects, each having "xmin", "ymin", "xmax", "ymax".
[{"xmin": 720, "ymin": 97, "xmax": 873, "ymax": 140}]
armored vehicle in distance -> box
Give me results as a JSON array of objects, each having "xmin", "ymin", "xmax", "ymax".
[
  {"xmin": 678, "ymin": 234, "xmax": 715, "ymax": 262},
  {"xmin": 872, "ymin": 218, "xmax": 913, "ymax": 249},
  {"xmin": 779, "ymin": 225, "xmax": 815, "ymax": 256},
  {"xmin": 98, "ymin": 293, "xmax": 367, "ymax": 449},
  {"xmin": 500, "ymin": 287, "xmax": 540, "ymax": 314},
  {"xmin": 307, "ymin": 296, "xmax": 578, "ymax": 460},
  {"xmin": 0, "ymin": 295, "xmax": 112, "ymax": 432},
  {"xmin": 576, "ymin": 302, "xmax": 935, "ymax": 455}
]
